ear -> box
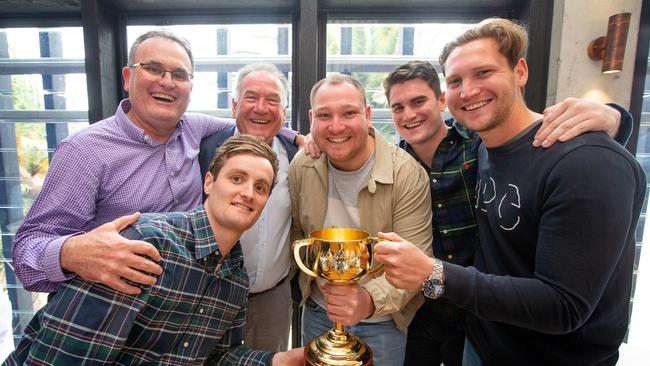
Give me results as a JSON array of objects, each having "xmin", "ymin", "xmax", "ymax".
[
  {"xmin": 309, "ymin": 109, "xmax": 314, "ymax": 128},
  {"xmin": 438, "ymin": 91, "xmax": 447, "ymax": 111},
  {"xmin": 365, "ymin": 105, "xmax": 372, "ymax": 128},
  {"xmin": 122, "ymin": 66, "xmax": 131, "ymax": 92},
  {"xmin": 203, "ymin": 171, "xmax": 214, "ymax": 196},
  {"xmin": 231, "ymin": 98, "xmax": 238, "ymax": 119},
  {"xmin": 514, "ymin": 58, "xmax": 528, "ymax": 88}
]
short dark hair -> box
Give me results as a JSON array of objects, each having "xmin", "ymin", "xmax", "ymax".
[
  {"xmin": 206, "ymin": 134, "xmax": 279, "ymax": 192},
  {"xmin": 383, "ymin": 61, "xmax": 442, "ymax": 101},
  {"xmin": 128, "ymin": 30, "xmax": 194, "ymax": 70},
  {"xmin": 439, "ymin": 17, "xmax": 528, "ymax": 75},
  {"xmin": 310, "ymin": 73, "xmax": 367, "ymax": 108}
]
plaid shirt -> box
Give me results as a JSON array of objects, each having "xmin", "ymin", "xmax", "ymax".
[
  {"xmin": 399, "ymin": 120, "xmax": 481, "ymax": 325},
  {"xmin": 5, "ymin": 206, "xmax": 273, "ymax": 366}
]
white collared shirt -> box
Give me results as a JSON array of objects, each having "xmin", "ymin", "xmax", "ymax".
[{"xmin": 239, "ymin": 135, "xmax": 291, "ymax": 293}]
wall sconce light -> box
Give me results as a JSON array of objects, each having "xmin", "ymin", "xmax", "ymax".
[{"xmin": 587, "ymin": 12, "xmax": 631, "ymax": 74}]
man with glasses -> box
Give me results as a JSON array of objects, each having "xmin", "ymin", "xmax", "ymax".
[{"xmin": 11, "ymin": 31, "xmax": 299, "ymax": 296}]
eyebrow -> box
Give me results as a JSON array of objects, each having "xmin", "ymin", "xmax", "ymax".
[
  {"xmin": 243, "ymin": 90, "xmax": 281, "ymax": 99},
  {"xmin": 142, "ymin": 60, "xmax": 189, "ymax": 73},
  {"xmin": 392, "ymin": 95, "xmax": 427, "ymax": 107}
]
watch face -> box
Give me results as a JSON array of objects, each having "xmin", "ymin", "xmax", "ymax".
[
  {"xmin": 422, "ymin": 260, "xmax": 444, "ymax": 299},
  {"xmin": 423, "ymin": 278, "xmax": 442, "ymax": 299}
]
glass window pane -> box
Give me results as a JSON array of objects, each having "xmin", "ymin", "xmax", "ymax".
[
  {"xmin": 326, "ymin": 23, "xmax": 470, "ymax": 143},
  {"xmin": 126, "ymin": 24, "xmax": 292, "ymax": 124},
  {"xmin": 0, "ymin": 27, "xmax": 89, "ymax": 356}
]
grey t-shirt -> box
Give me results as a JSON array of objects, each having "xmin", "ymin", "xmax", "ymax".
[{"xmin": 310, "ymin": 153, "xmax": 390, "ymax": 322}]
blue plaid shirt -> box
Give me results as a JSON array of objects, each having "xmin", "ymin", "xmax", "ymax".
[
  {"xmin": 399, "ymin": 120, "xmax": 481, "ymax": 325},
  {"xmin": 5, "ymin": 206, "xmax": 274, "ymax": 366}
]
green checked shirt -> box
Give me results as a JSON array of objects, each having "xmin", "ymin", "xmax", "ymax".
[
  {"xmin": 399, "ymin": 120, "xmax": 480, "ymax": 327},
  {"xmin": 5, "ymin": 205, "xmax": 274, "ymax": 366}
]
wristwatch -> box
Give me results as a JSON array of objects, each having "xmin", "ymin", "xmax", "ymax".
[{"xmin": 422, "ymin": 258, "xmax": 445, "ymax": 299}]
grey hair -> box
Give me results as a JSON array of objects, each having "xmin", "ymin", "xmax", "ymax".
[
  {"xmin": 233, "ymin": 63, "xmax": 289, "ymax": 108},
  {"xmin": 128, "ymin": 30, "xmax": 194, "ymax": 70}
]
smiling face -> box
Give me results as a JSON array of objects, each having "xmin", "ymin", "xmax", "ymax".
[
  {"xmin": 310, "ymin": 82, "xmax": 374, "ymax": 172},
  {"xmin": 122, "ymin": 36, "xmax": 193, "ymax": 142},
  {"xmin": 203, "ymin": 153, "xmax": 274, "ymax": 235},
  {"xmin": 443, "ymin": 38, "xmax": 528, "ymax": 138},
  {"xmin": 388, "ymin": 78, "xmax": 447, "ymax": 148},
  {"xmin": 232, "ymin": 70, "xmax": 287, "ymax": 145}
]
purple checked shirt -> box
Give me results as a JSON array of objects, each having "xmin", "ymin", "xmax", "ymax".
[{"xmin": 12, "ymin": 99, "xmax": 296, "ymax": 293}]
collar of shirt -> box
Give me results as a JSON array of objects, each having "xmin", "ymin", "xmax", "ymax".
[
  {"xmin": 399, "ymin": 119, "xmax": 471, "ymax": 168},
  {"xmin": 116, "ymin": 98, "xmax": 184, "ymax": 147},
  {"xmin": 187, "ymin": 204, "xmax": 222, "ymax": 261}
]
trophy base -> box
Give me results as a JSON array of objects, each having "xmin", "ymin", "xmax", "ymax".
[{"xmin": 303, "ymin": 328, "xmax": 373, "ymax": 366}]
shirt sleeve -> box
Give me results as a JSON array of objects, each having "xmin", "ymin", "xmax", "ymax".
[
  {"xmin": 442, "ymin": 145, "xmax": 643, "ymax": 334},
  {"xmin": 606, "ymin": 103, "xmax": 633, "ymax": 146},
  {"xmin": 12, "ymin": 140, "xmax": 102, "ymax": 292},
  {"xmin": 204, "ymin": 298, "xmax": 274, "ymax": 366},
  {"xmin": 14, "ymin": 276, "xmax": 149, "ymax": 365},
  {"xmin": 363, "ymin": 154, "xmax": 434, "ymax": 317}
]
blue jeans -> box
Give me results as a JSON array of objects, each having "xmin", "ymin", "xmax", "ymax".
[
  {"xmin": 462, "ymin": 337, "xmax": 484, "ymax": 366},
  {"xmin": 301, "ymin": 298, "xmax": 406, "ymax": 366}
]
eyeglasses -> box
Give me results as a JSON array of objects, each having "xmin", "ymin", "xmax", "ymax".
[{"xmin": 129, "ymin": 63, "xmax": 194, "ymax": 82}]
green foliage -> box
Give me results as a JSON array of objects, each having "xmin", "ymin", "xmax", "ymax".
[
  {"xmin": 10, "ymin": 75, "xmax": 49, "ymax": 207},
  {"xmin": 11, "ymin": 75, "xmax": 43, "ymax": 110}
]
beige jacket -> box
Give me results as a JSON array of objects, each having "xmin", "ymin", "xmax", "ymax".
[{"xmin": 288, "ymin": 129, "xmax": 433, "ymax": 331}]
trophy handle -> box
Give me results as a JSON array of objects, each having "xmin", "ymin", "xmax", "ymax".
[
  {"xmin": 293, "ymin": 239, "xmax": 319, "ymax": 278},
  {"xmin": 366, "ymin": 237, "xmax": 384, "ymax": 277}
]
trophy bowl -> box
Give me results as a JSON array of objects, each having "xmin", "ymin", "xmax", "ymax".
[{"xmin": 293, "ymin": 228, "xmax": 382, "ymax": 366}]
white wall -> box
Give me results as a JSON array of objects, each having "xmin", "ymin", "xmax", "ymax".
[{"xmin": 547, "ymin": 0, "xmax": 642, "ymax": 107}]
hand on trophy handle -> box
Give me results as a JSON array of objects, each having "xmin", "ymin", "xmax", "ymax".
[
  {"xmin": 374, "ymin": 232, "xmax": 435, "ymax": 291},
  {"xmin": 271, "ymin": 347, "xmax": 305, "ymax": 366},
  {"xmin": 321, "ymin": 282, "xmax": 375, "ymax": 326}
]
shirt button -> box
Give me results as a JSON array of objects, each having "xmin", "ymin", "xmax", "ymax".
[
  {"xmin": 432, "ymin": 179, "xmax": 437, "ymax": 183},
  {"xmin": 183, "ymin": 341, "xmax": 189, "ymax": 348},
  {"xmin": 199, "ymin": 308, "xmax": 204, "ymax": 314},
  {"xmin": 449, "ymin": 140, "xmax": 454, "ymax": 144},
  {"xmin": 447, "ymin": 254, "xmax": 453, "ymax": 260},
  {"xmin": 170, "ymin": 171, "xmax": 175, "ymax": 177},
  {"xmin": 442, "ymin": 229, "xmax": 448, "ymax": 234},
  {"xmin": 437, "ymin": 203, "xmax": 443, "ymax": 208},
  {"xmin": 174, "ymin": 199, "xmax": 179, "ymax": 204}
]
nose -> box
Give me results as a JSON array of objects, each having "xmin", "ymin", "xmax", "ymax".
[
  {"xmin": 253, "ymin": 98, "xmax": 267, "ymax": 113},
  {"xmin": 460, "ymin": 79, "xmax": 478, "ymax": 99},
  {"xmin": 158, "ymin": 71, "xmax": 175, "ymax": 88},
  {"xmin": 328, "ymin": 115, "xmax": 346, "ymax": 134},
  {"xmin": 404, "ymin": 105, "xmax": 417, "ymax": 121},
  {"xmin": 240, "ymin": 182, "xmax": 255, "ymax": 200}
]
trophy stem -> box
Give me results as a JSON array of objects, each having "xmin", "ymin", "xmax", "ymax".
[{"xmin": 303, "ymin": 322, "xmax": 373, "ymax": 366}]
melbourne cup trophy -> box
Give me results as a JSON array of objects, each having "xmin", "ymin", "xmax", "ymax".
[{"xmin": 293, "ymin": 228, "xmax": 383, "ymax": 366}]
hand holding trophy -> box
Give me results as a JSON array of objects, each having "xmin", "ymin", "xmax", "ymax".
[{"xmin": 293, "ymin": 228, "xmax": 382, "ymax": 366}]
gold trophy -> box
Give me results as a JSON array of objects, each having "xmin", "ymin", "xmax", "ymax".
[{"xmin": 293, "ymin": 228, "xmax": 382, "ymax": 366}]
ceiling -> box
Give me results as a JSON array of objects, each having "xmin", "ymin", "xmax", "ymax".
[{"xmin": 0, "ymin": 0, "xmax": 523, "ymax": 15}]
